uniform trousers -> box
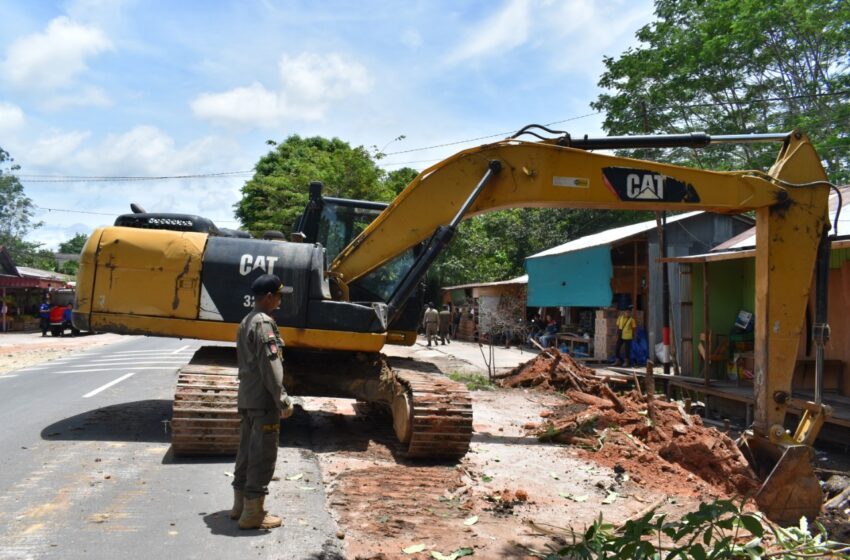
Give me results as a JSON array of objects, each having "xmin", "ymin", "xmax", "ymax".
[{"xmin": 232, "ymin": 408, "xmax": 280, "ymax": 499}]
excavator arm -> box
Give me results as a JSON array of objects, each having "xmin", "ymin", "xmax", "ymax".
[{"xmin": 331, "ymin": 129, "xmax": 832, "ymax": 524}]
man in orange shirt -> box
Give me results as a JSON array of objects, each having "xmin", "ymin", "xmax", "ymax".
[{"xmin": 614, "ymin": 306, "xmax": 636, "ymax": 367}]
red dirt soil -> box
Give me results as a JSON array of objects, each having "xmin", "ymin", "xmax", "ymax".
[{"xmin": 499, "ymin": 350, "xmax": 759, "ymax": 497}]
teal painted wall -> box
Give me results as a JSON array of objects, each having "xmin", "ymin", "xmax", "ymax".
[{"xmin": 526, "ymin": 245, "xmax": 613, "ymax": 307}]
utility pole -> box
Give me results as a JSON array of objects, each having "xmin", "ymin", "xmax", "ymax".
[{"xmin": 657, "ymin": 212, "xmax": 672, "ymax": 374}]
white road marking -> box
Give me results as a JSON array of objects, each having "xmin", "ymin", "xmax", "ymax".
[
  {"xmin": 112, "ymin": 349, "xmax": 195, "ymax": 355},
  {"xmin": 70, "ymin": 359, "xmax": 188, "ymax": 366},
  {"xmin": 0, "ymin": 374, "xmax": 18, "ymax": 378},
  {"xmin": 172, "ymin": 345, "xmax": 189, "ymax": 354},
  {"xmin": 83, "ymin": 372, "xmax": 136, "ymax": 398},
  {"xmin": 59, "ymin": 367, "xmax": 179, "ymax": 374}
]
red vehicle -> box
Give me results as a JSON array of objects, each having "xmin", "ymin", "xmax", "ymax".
[{"xmin": 48, "ymin": 289, "xmax": 80, "ymax": 336}]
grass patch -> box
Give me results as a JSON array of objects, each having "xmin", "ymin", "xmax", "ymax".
[{"xmin": 448, "ymin": 371, "xmax": 495, "ymax": 391}]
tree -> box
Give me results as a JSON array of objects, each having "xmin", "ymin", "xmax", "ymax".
[
  {"xmin": 58, "ymin": 260, "xmax": 79, "ymax": 276},
  {"xmin": 592, "ymin": 0, "xmax": 850, "ymax": 180},
  {"xmin": 383, "ymin": 167, "xmax": 419, "ymax": 196},
  {"xmin": 58, "ymin": 233, "xmax": 88, "ymax": 255},
  {"xmin": 0, "ymin": 147, "xmax": 48, "ymax": 267},
  {"xmin": 236, "ymin": 136, "xmax": 396, "ymax": 236}
]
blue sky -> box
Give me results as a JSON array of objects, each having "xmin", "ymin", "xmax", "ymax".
[{"xmin": 0, "ymin": 0, "xmax": 654, "ymax": 249}]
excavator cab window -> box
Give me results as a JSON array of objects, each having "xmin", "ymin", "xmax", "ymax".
[
  {"xmin": 315, "ymin": 199, "xmax": 417, "ymax": 302},
  {"xmin": 317, "ymin": 202, "xmax": 382, "ymax": 261}
]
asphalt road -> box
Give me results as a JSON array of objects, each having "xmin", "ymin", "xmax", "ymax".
[{"xmin": 0, "ymin": 335, "xmax": 342, "ymax": 560}]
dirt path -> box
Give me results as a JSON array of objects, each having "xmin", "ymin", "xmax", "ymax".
[
  {"xmin": 0, "ymin": 332, "xmax": 124, "ymax": 374},
  {"xmin": 300, "ymin": 352, "xmax": 718, "ymax": 559}
]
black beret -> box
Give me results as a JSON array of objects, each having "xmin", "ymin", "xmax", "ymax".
[{"xmin": 251, "ymin": 273, "xmax": 284, "ymax": 295}]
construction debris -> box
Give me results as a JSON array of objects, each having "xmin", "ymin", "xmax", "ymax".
[{"xmin": 499, "ymin": 350, "xmax": 759, "ymax": 496}]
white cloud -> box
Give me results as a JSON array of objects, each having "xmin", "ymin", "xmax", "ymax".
[
  {"xmin": 26, "ymin": 130, "xmax": 91, "ymax": 168},
  {"xmin": 73, "ymin": 125, "xmax": 226, "ymax": 175},
  {"xmin": 191, "ymin": 83, "xmax": 283, "ymax": 128},
  {"xmin": 446, "ymin": 0, "xmax": 531, "ymax": 64},
  {"xmin": 444, "ymin": 0, "xmax": 651, "ymax": 76},
  {"xmin": 541, "ymin": 0, "xmax": 652, "ymax": 75},
  {"xmin": 2, "ymin": 16, "xmax": 113, "ymax": 91},
  {"xmin": 191, "ymin": 52, "xmax": 373, "ymax": 127},
  {"xmin": 42, "ymin": 87, "xmax": 112, "ymax": 111},
  {"xmin": 0, "ymin": 102, "xmax": 25, "ymax": 132}
]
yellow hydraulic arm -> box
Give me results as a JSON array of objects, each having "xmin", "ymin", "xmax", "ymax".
[{"xmin": 332, "ymin": 129, "xmax": 832, "ymax": 524}]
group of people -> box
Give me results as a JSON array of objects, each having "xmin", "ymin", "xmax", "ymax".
[
  {"xmin": 527, "ymin": 307, "xmax": 637, "ymax": 367},
  {"xmin": 37, "ymin": 298, "xmax": 75, "ymax": 337},
  {"xmin": 422, "ymin": 302, "xmax": 454, "ymax": 346},
  {"xmin": 527, "ymin": 314, "xmax": 560, "ymax": 348}
]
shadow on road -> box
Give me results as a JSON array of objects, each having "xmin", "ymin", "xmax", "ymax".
[
  {"xmin": 38, "ymin": 399, "xmax": 420, "ymax": 465},
  {"xmin": 201, "ymin": 510, "xmax": 265, "ymax": 537},
  {"xmin": 40, "ymin": 399, "xmax": 172, "ymax": 444},
  {"xmin": 200, "ymin": 511, "xmax": 346, "ymax": 558}
]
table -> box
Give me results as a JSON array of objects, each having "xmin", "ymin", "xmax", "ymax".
[{"xmin": 556, "ymin": 333, "xmax": 593, "ymax": 357}]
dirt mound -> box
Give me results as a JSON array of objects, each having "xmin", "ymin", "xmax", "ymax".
[{"xmin": 500, "ymin": 351, "xmax": 759, "ymax": 496}]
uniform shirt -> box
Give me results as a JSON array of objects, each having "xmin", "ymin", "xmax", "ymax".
[
  {"xmin": 39, "ymin": 303, "xmax": 50, "ymax": 319},
  {"xmin": 423, "ymin": 307, "xmax": 439, "ymax": 326},
  {"xmin": 236, "ymin": 310, "xmax": 289, "ymax": 411},
  {"xmin": 438, "ymin": 309, "xmax": 451, "ymax": 329},
  {"xmin": 617, "ymin": 314, "xmax": 637, "ymax": 340}
]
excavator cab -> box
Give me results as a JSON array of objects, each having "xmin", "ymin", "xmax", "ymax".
[{"xmin": 292, "ymin": 182, "xmax": 424, "ymax": 344}]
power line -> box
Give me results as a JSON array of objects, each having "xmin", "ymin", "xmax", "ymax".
[
  {"xmin": 19, "ymin": 170, "xmax": 253, "ymax": 183},
  {"xmin": 382, "ymin": 111, "xmax": 601, "ymax": 156},
  {"xmin": 382, "ymin": 90, "xmax": 850, "ymax": 157},
  {"xmin": 12, "ymin": 88, "xmax": 850, "ymax": 182},
  {"xmin": 34, "ymin": 205, "xmax": 240, "ymax": 224}
]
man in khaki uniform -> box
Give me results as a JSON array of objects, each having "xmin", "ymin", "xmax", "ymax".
[
  {"xmin": 438, "ymin": 304, "xmax": 451, "ymax": 345},
  {"xmin": 230, "ymin": 273, "xmax": 294, "ymax": 530},
  {"xmin": 422, "ymin": 302, "xmax": 439, "ymax": 347}
]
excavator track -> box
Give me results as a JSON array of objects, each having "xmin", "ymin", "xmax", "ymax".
[
  {"xmin": 391, "ymin": 368, "xmax": 473, "ymax": 459},
  {"xmin": 171, "ymin": 348, "xmax": 241, "ymax": 455},
  {"xmin": 169, "ymin": 347, "xmax": 473, "ymax": 459}
]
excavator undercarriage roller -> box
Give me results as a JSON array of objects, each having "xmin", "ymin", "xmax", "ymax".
[{"xmin": 169, "ymin": 347, "xmax": 473, "ymax": 459}]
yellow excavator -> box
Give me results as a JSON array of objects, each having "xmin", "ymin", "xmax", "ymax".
[{"xmin": 73, "ymin": 127, "xmax": 834, "ymax": 525}]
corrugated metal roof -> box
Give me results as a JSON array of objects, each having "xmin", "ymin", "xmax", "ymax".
[
  {"xmin": 711, "ymin": 185, "xmax": 850, "ymax": 251},
  {"xmin": 16, "ymin": 266, "xmax": 68, "ymax": 281},
  {"xmin": 526, "ymin": 211, "xmax": 703, "ymax": 260},
  {"xmin": 442, "ymin": 274, "xmax": 528, "ymax": 291}
]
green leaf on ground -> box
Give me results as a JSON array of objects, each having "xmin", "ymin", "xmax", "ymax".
[
  {"xmin": 403, "ymin": 543, "xmax": 426, "ymax": 554},
  {"xmin": 285, "ymin": 473, "xmax": 303, "ymax": 481}
]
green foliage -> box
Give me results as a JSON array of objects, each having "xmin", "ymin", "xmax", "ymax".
[
  {"xmin": 384, "ymin": 167, "xmax": 419, "ymax": 196},
  {"xmin": 236, "ymin": 135, "xmax": 401, "ymax": 236},
  {"xmin": 58, "ymin": 260, "xmax": 79, "ymax": 276},
  {"xmin": 537, "ymin": 498, "xmax": 850, "ymax": 559},
  {"xmin": 58, "ymin": 233, "xmax": 88, "ymax": 255},
  {"xmin": 447, "ymin": 371, "xmax": 495, "ymax": 391},
  {"xmin": 592, "ymin": 0, "xmax": 850, "ymax": 180},
  {"xmin": 0, "ymin": 146, "xmax": 50, "ymax": 268}
]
